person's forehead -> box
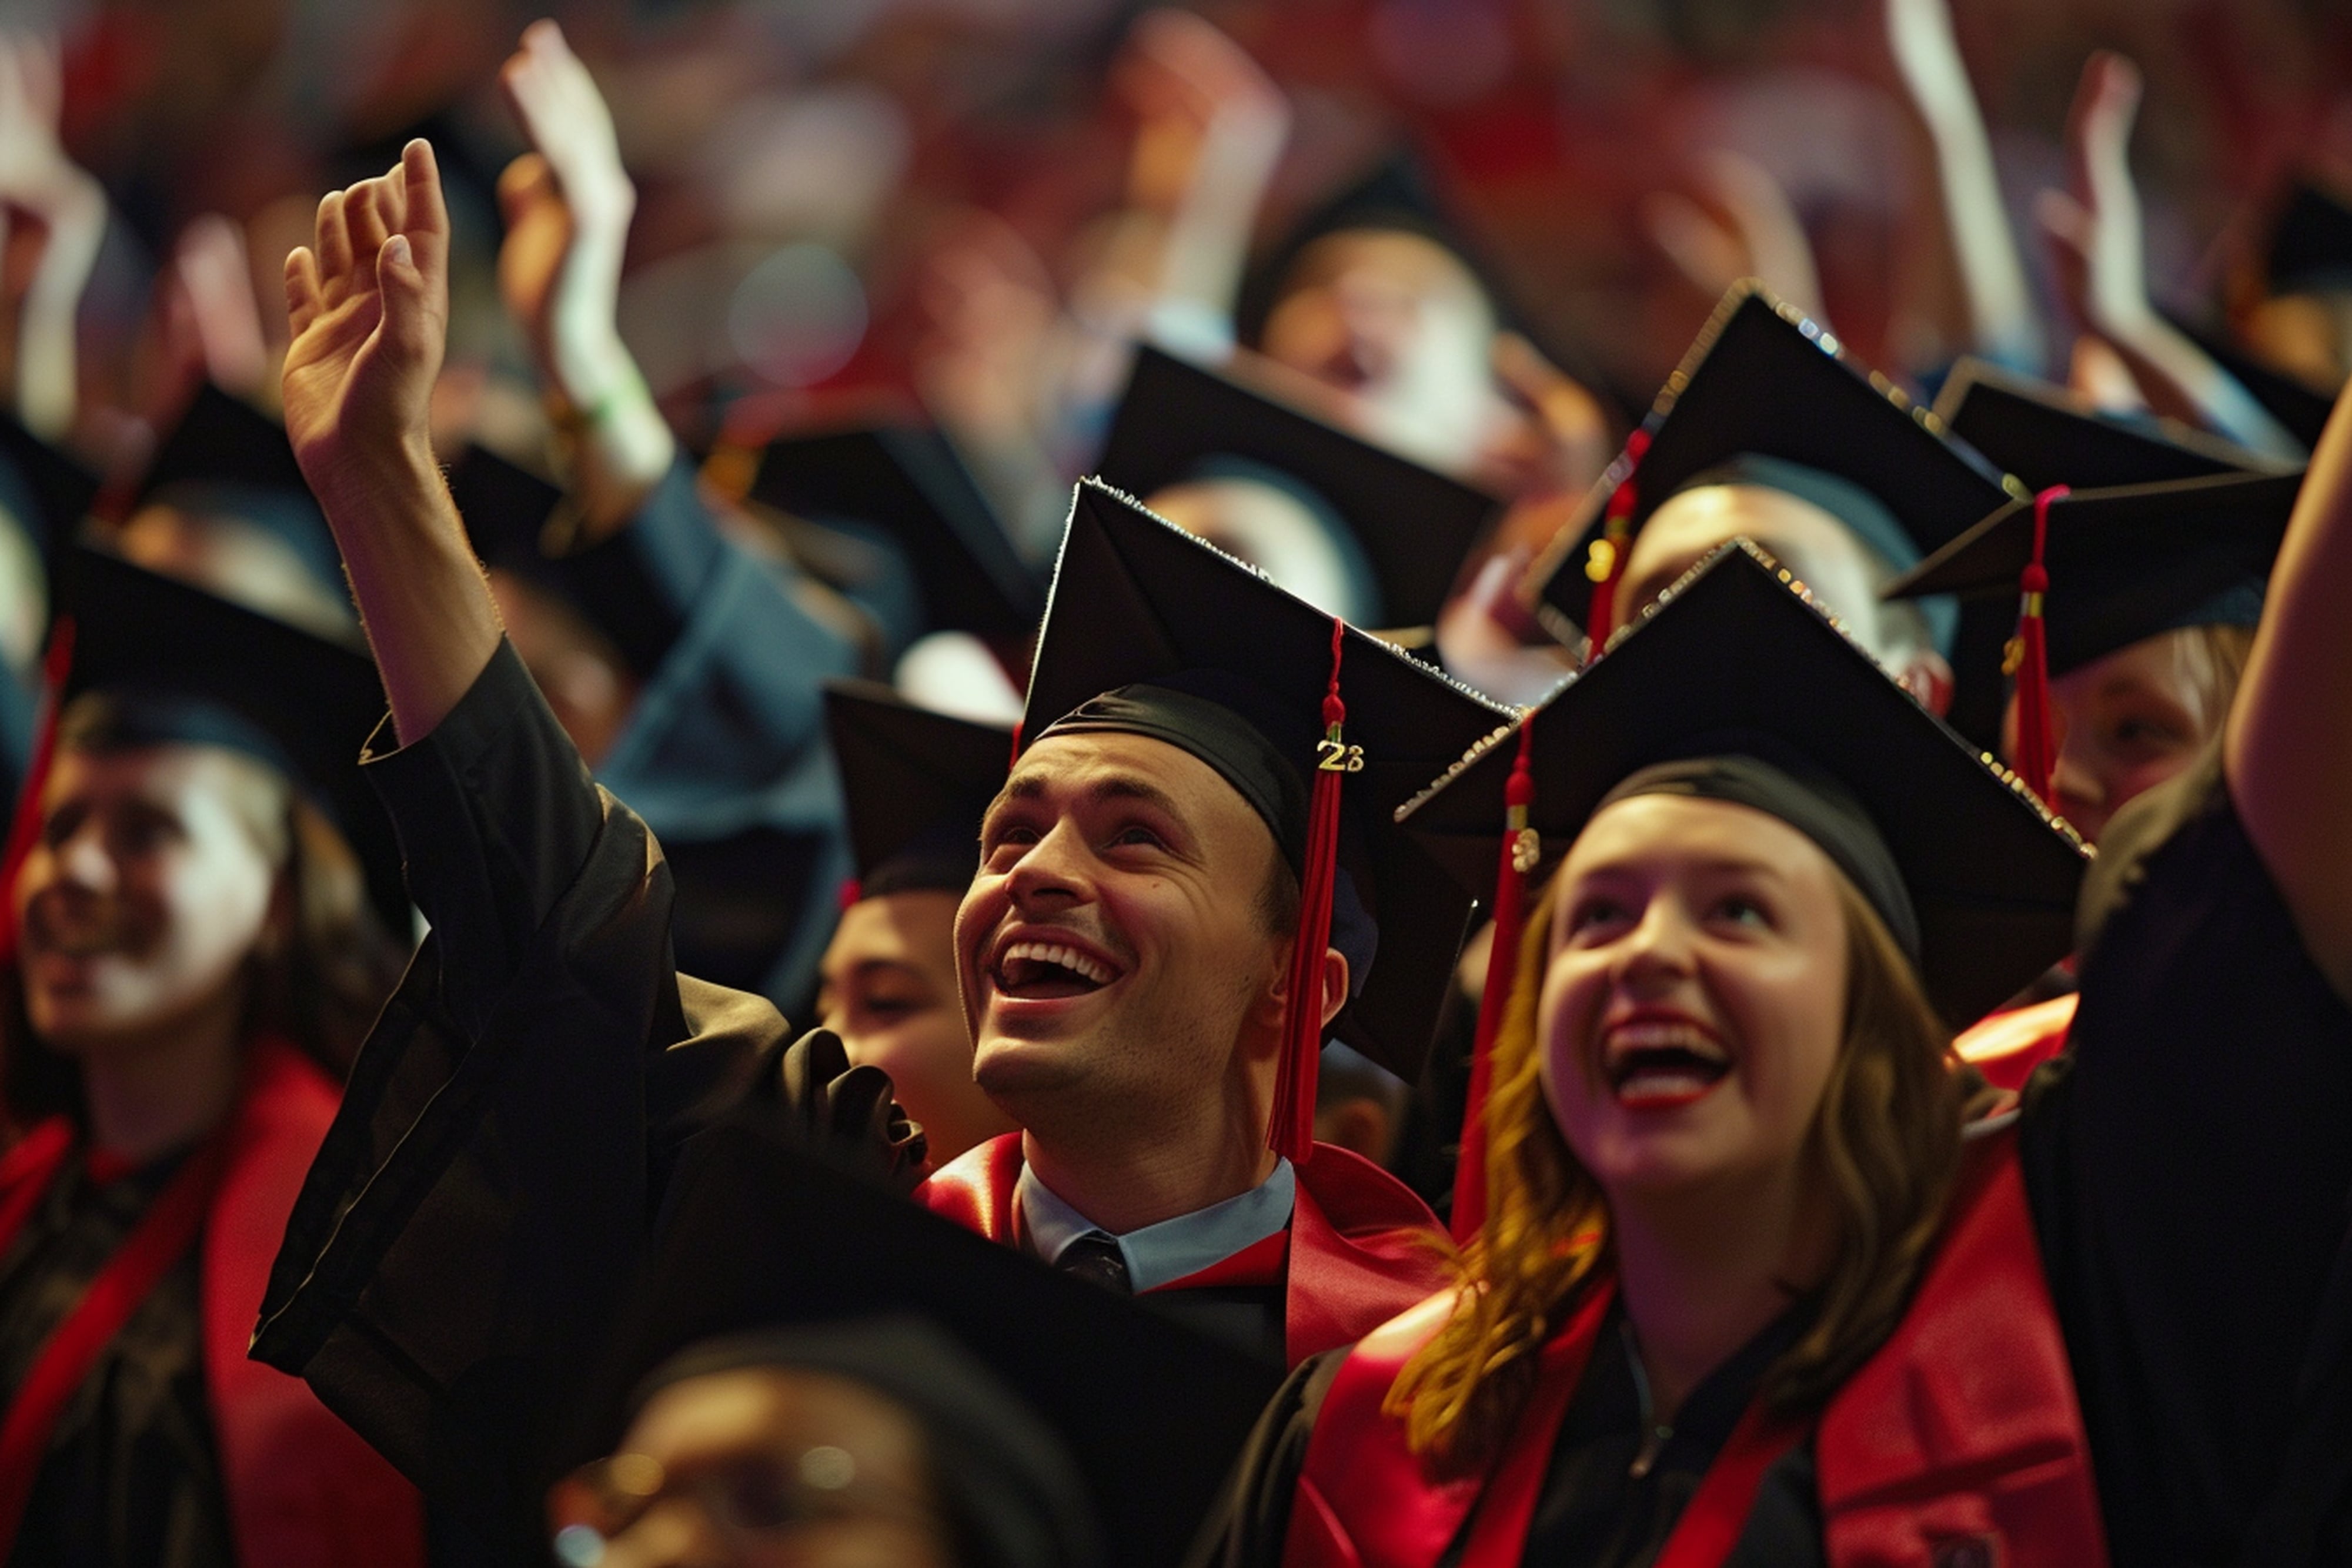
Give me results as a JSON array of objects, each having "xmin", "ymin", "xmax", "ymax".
[
  {"xmin": 1290, "ymin": 228, "xmax": 1483, "ymax": 299},
  {"xmin": 1563, "ymin": 790, "xmax": 1832, "ymax": 881},
  {"xmin": 627, "ymin": 1366, "xmax": 918, "ymax": 1466},
  {"xmin": 824, "ymin": 891, "xmax": 960, "ymax": 969},
  {"xmin": 1630, "ymin": 484, "xmax": 1883, "ymax": 581},
  {"xmin": 1005, "ymin": 729, "xmax": 1277, "ymax": 849},
  {"xmin": 45, "ymin": 737, "xmax": 246, "ymax": 805}
]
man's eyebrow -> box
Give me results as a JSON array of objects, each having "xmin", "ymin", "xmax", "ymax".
[{"xmin": 985, "ymin": 768, "xmax": 1190, "ymax": 821}]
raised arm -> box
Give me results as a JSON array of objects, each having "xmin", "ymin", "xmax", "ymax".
[
  {"xmin": 281, "ymin": 139, "xmax": 502, "ymax": 742},
  {"xmin": 1884, "ymin": 0, "xmax": 2040, "ymax": 370},
  {"xmin": 2038, "ymin": 52, "xmax": 2303, "ymax": 460},
  {"xmin": 2226, "ymin": 383, "xmax": 2352, "ymax": 1001},
  {"xmin": 496, "ymin": 19, "xmax": 675, "ymax": 537},
  {"xmin": 0, "ymin": 32, "xmax": 106, "ymax": 441}
]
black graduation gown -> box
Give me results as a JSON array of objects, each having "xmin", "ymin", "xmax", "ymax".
[
  {"xmin": 249, "ymin": 642, "xmax": 791, "ymax": 1559},
  {"xmin": 568, "ymin": 460, "xmax": 863, "ymax": 1009},
  {"xmin": 0, "ymin": 1151, "xmax": 233, "ymax": 1568},
  {"xmin": 1197, "ymin": 757, "xmax": 2352, "ymax": 1567}
]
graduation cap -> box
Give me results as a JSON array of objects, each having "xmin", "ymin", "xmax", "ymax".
[
  {"xmin": 2264, "ymin": 180, "xmax": 2352, "ymax": 296},
  {"xmin": 824, "ymin": 679, "xmax": 1010, "ymax": 900},
  {"xmin": 1093, "ymin": 345, "xmax": 1502, "ymax": 630},
  {"xmin": 1404, "ymin": 540, "xmax": 2091, "ymax": 1232},
  {"xmin": 1528, "ymin": 283, "xmax": 2019, "ymax": 651},
  {"xmin": 0, "ymin": 412, "xmax": 99, "ymax": 574},
  {"xmin": 562, "ymin": 1111, "xmax": 1282, "ymax": 1568},
  {"xmin": 749, "ymin": 425, "xmax": 1044, "ymax": 644},
  {"xmin": 47, "ymin": 545, "xmax": 407, "ymax": 935},
  {"xmin": 1886, "ymin": 470, "xmax": 2300, "ymax": 804},
  {"xmin": 131, "ymin": 383, "xmax": 346, "ymax": 599},
  {"xmin": 2167, "ymin": 311, "xmax": 2337, "ymax": 450},
  {"xmin": 1932, "ymin": 357, "xmax": 2283, "ymax": 490},
  {"xmin": 1022, "ymin": 481, "xmax": 1515, "ymax": 1159}
]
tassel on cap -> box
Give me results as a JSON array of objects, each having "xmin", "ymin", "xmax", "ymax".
[
  {"xmin": 1581, "ymin": 429, "xmax": 1651, "ymax": 661},
  {"xmin": 0, "ymin": 617, "xmax": 77, "ymax": 969},
  {"xmin": 1451, "ymin": 711, "xmax": 1537, "ymax": 1242},
  {"xmin": 2003, "ymin": 485, "xmax": 2067, "ymax": 810},
  {"xmin": 1268, "ymin": 618, "xmax": 1351, "ymax": 1166}
]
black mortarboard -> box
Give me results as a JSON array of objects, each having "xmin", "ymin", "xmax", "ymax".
[
  {"xmin": 52, "ymin": 545, "xmax": 407, "ymax": 935},
  {"xmin": 1886, "ymin": 469, "xmax": 2299, "ymax": 677},
  {"xmin": 1237, "ymin": 153, "xmax": 1491, "ymax": 350},
  {"xmin": 750, "ymin": 425, "xmax": 1044, "ymax": 644},
  {"xmin": 1530, "ymin": 283, "xmax": 2019, "ymax": 647},
  {"xmin": 566, "ymin": 1111, "xmax": 1280, "ymax": 1568},
  {"xmin": 1408, "ymin": 540, "xmax": 2089, "ymax": 1031},
  {"xmin": 2168, "ymin": 312, "xmax": 2337, "ymax": 449},
  {"xmin": 0, "ymin": 412, "xmax": 99, "ymax": 574},
  {"xmin": 1932, "ymin": 357, "xmax": 2284, "ymax": 490},
  {"xmin": 824, "ymin": 679, "xmax": 1009, "ymax": 899},
  {"xmin": 132, "ymin": 383, "xmax": 346, "ymax": 596},
  {"xmin": 2265, "ymin": 180, "xmax": 2352, "ymax": 296},
  {"xmin": 1094, "ymin": 345, "xmax": 1502, "ymax": 629},
  {"xmin": 1022, "ymin": 481, "xmax": 1515, "ymax": 1129}
]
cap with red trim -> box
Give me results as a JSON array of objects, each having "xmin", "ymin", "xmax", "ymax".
[{"xmin": 1932, "ymin": 357, "xmax": 2283, "ymax": 491}]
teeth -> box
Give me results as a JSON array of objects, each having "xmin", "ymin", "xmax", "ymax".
[
  {"xmin": 1605, "ymin": 1020, "xmax": 1726, "ymax": 1062},
  {"xmin": 1000, "ymin": 940, "xmax": 1115, "ymax": 987}
]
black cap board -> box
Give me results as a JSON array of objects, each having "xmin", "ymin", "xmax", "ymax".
[
  {"xmin": 1021, "ymin": 479, "xmax": 1514, "ymax": 1078},
  {"xmin": 2266, "ymin": 180, "xmax": 2352, "ymax": 296},
  {"xmin": 1932, "ymin": 357, "xmax": 2284, "ymax": 490},
  {"xmin": 1408, "ymin": 540, "xmax": 2089, "ymax": 1028},
  {"xmin": 1531, "ymin": 283, "xmax": 2020, "ymax": 637},
  {"xmin": 52, "ymin": 544, "xmax": 407, "ymax": 936},
  {"xmin": 750, "ymin": 424, "xmax": 1044, "ymax": 643},
  {"xmin": 132, "ymin": 383, "xmax": 345, "ymax": 596},
  {"xmin": 824, "ymin": 678, "xmax": 1009, "ymax": 897},
  {"xmin": 1886, "ymin": 469, "xmax": 2300, "ymax": 676},
  {"xmin": 2167, "ymin": 312, "xmax": 2337, "ymax": 450},
  {"xmin": 1094, "ymin": 345, "xmax": 1502, "ymax": 629},
  {"xmin": 0, "ymin": 412, "xmax": 99, "ymax": 571},
  {"xmin": 563, "ymin": 1110, "xmax": 1282, "ymax": 1568}
]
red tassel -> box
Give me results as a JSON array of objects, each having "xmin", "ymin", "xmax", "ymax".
[
  {"xmin": 2005, "ymin": 486, "xmax": 2067, "ymax": 810},
  {"xmin": 1268, "ymin": 619, "xmax": 1349, "ymax": 1166},
  {"xmin": 1007, "ymin": 717, "xmax": 1024, "ymax": 769},
  {"xmin": 0, "ymin": 617, "xmax": 77, "ymax": 971},
  {"xmin": 1582, "ymin": 429, "xmax": 1651, "ymax": 663},
  {"xmin": 1452, "ymin": 713, "xmax": 1537, "ymax": 1243}
]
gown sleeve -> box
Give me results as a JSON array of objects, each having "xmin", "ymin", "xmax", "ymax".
[
  {"xmin": 1185, "ymin": 1349, "xmax": 1345, "ymax": 1568},
  {"xmin": 574, "ymin": 459, "xmax": 864, "ymax": 1007},
  {"xmin": 249, "ymin": 639, "xmax": 791, "ymax": 1559},
  {"xmin": 2019, "ymin": 750, "xmax": 2352, "ymax": 1563}
]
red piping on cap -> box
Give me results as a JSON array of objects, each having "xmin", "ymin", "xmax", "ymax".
[
  {"xmin": 1581, "ymin": 429, "xmax": 1651, "ymax": 663},
  {"xmin": 0, "ymin": 617, "xmax": 76, "ymax": 971},
  {"xmin": 1452, "ymin": 711, "xmax": 1536, "ymax": 1243},
  {"xmin": 1268, "ymin": 618, "xmax": 1349, "ymax": 1166},
  {"xmin": 2005, "ymin": 485, "xmax": 2067, "ymax": 811}
]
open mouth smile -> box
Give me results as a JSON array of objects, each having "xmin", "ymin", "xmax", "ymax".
[
  {"xmin": 1602, "ymin": 1017, "xmax": 1732, "ymax": 1110},
  {"xmin": 985, "ymin": 933, "xmax": 1127, "ymax": 1004}
]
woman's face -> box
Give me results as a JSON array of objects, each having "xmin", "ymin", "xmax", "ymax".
[
  {"xmin": 2004, "ymin": 627, "xmax": 2236, "ymax": 844},
  {"xmin": 14, "ymin": 743, "xmax": 283, "ymax": 1053},
  {"xmin": 1539, "ymin": 794, "xmax": 1849, "ymax": 1199}
]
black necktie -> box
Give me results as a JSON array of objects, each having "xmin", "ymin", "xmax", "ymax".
[{"xmin": 1055, "ymin": 1232, "xmax": 1132, "ymax": 1295}]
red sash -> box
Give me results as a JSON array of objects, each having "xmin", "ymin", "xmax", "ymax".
[
  {"xmin": 1285, "ymin": 1131, "xmax": 2105, "ymax": 1568},
  {"xmin": 0, "ymin": 1117, "xmax": 229, "ymax": 1555}
]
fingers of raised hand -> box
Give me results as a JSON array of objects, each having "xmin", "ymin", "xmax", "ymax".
[
  {"xmin": 315, "ymin": 189, "xmax": 355, "ymax": 288},
  {"xmin": 346, "ymin": 180, "xmax": 392, "ymax": 262},
  {"xmin": 284, "ymin": 246, "xmax": 323, "ymax": 336}
]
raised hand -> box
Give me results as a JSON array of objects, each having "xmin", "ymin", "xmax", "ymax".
[
  {"xmin": 282, "ymin": 141, "xmax": 449, "ymax": 486},
  {"xmin": 496, "ymin": 18, "xmax": 670, "ymax": 531},
  {"xmin": 0, "ymin": 31, "xmax": 106, "ymax": 439}
]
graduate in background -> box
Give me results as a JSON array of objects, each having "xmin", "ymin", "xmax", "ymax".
[{"xmin": 0, "ymin": 549, "xmax": 420, "ymax": 1567}]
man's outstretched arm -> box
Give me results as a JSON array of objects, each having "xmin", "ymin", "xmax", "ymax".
[{"xmin": 282, "ymin": 138, "xmax": 502, "ymax": 744}]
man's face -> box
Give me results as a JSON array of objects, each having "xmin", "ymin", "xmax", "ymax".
[
  {"xmin": 1616, "ymin": 484, "xmax": 1949, "ymax": 705},
  {"xmin": 1259, "ymin": 230, "xmax": 1498, "ymax": 472},
  {"xmin": 819, "ymin": 890, "xmax": 1014, "ymax": 1165},
  {"xmin": 548, "ymin": 1368, "xmax": 951, "ymax": 1568},
  {"xmin": 956, "ymin": 731, "xmax": 1291, "ymax": 1144}
]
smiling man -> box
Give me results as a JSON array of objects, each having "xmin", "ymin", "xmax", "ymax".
[{"xmin": 916, "ymin": 480, "xmax": 1516, "ymax": 1365}]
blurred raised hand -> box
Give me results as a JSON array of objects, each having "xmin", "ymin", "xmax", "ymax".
[
  {"xmin": 497, "ymin": 18, "xmax": 673, "ymax": 530},
  {"xmin": 1642, "ymin": 150, "xmax": 1828, "ymax": 328},
  {"xmin": 1883, "ymin": 0, "xmax": 2040, "ymax": 370},
  {"xmin": 2039, "ymin": 52, "xmax": 2302, "ymax": 457},
  {"xmin": 0, "ymin": 31, "xmax": 106, "ymax": 440}
]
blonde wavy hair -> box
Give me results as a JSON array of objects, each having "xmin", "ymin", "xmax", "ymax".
[{"xmin": 1385, "ymin": 861, "xmax": 1967, "ymax": 1475}]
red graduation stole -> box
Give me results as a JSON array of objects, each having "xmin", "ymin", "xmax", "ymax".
[{"xmin": 0, "ymin": 1116, "xmax": 230, "ymax": 1556}]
